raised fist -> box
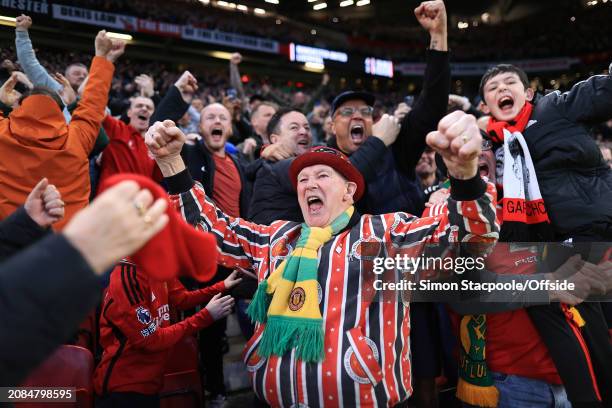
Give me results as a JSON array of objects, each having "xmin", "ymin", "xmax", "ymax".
[
  {"xmin": 174, "ymin": 71, "xmax": 198, "ymax": 102},
  {"xmin": 145, "ymin": 120, "xmax": 186, "ymax": 161},
  {"xmin": 15, "ymin": 14, "xmax": 32, "ymax": 31},
  {"xmin": 230, "ymin": 52, "xmax": 242, "ymax": 65},
  {"xmin": 414, "ymin": 0, "xmax": 447, "ymax": 35},
  {"xmin": 426, "ymin": 110, "xmax": 481, "ymax": 180},
  {"xmin": 95, "ymin": 30, "xmax": 126, "ymax": 63}
]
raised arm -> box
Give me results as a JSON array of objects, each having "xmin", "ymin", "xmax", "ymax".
[
  {"xmin": 145, "ymin": 121, "xmax": 273, "ymax": 270},
  {"xmin": 229, "ymin": 53, "xmax": 246, "ymax": 103},
  {"xmin": 69, "ymin": 31, "xmax": 124, "ymax": 155},
  {"xmin": 14, "ymin": 15, "xmax": 62, "ymax": 93},
  {"xmin": 150, "ymin": 70, "xmax": 198, "ymax": 124},
  {"xmin": 393, "ymin": 0, "xmax": 450, "ymax": 177},
  {"xmin": 389, "ymin": 111, "xmax": 499, "ymax": 247}
]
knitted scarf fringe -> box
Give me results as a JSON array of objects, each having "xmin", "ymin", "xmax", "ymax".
[
  {"xmin": 257, "ymin": 316, "xmax": 324, "ymax": 363},
  {"xmin": 456, "ymin": 378, "xmax": 499, "ymax": 408},
  {"xmin": 246, "ymin": 280, "xmax": 270, "ymax": 323}
]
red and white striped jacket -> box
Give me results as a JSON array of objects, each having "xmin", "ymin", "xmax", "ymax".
[{"xmin": 169, "ymin": 172, "xmax": 498, "ymax": 407}]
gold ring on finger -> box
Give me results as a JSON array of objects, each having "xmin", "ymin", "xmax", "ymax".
[
  {"xmin": 461, "ymin": 134, "xmax": 469, "ymax": 144},
  {"xmin": 133, "ymin": 201, "xmax": 146, "ymax": 216}
]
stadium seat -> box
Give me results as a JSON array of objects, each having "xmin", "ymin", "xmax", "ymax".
[
  {"xmin": 20, "ymin": 345, "xmax": 94, "ymax": 408},
  {"xmin": 160, "ymin": 335, "xmax": 202, "ymax": 408}
]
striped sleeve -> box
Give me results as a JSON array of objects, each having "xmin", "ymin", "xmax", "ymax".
[
  {"xmin": 169, "ymin": 177, "xmax": 272, "ymax": 270},
  {"xmin": 388, "ymin": 176, "xmax": 499, "ymax": 247}
]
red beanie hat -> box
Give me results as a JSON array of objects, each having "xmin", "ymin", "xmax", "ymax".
[
  {"xmin": 289, "ymin": 146, "xmax": 365, "ymax": 201},
  {"xmin": 98, "ymin": 173, "xmax": 217, "ymax": 282}
]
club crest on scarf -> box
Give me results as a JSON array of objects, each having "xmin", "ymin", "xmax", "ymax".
[{"xmin": 247, "ymin": 206, "xmax": 355, "ymax": 362}]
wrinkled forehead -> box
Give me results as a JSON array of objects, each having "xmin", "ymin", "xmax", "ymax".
[
  {"xmin": 298, "ymin": 164, "xmax": 345, "ymax": 180},
  {"xmin": 201, "ymin": 103, "xmax": 231, "ymax": 119},
  {"xmin": 130, "ymin": 97, "xmax": 154, "ymax": 109}
]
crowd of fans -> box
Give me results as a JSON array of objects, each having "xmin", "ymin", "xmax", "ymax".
[
  {"xmin": 52, "ymin": 0, "xmax": 612, "ymax": 61},
  {"xmin": 0, "ymin": 1, "xmax": 611, "ymax": 408}
]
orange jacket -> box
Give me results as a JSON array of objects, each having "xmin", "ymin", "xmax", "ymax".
[{"xmin": 0, "ymin": 56, "xmax": 114, "ymax": 229}]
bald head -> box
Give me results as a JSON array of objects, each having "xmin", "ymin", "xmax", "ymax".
[{"xmin": 200, "ymin": 103, "xmax": 232, "ymax": 155}]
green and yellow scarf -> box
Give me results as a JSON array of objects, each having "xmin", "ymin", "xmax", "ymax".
[
  {"xmin": 457, "ymin": 315, "xmax": 499, "ymax": 407},
  {"xmin": 247, "ymin": 206, "xmax": 354, "ymax": 362}
]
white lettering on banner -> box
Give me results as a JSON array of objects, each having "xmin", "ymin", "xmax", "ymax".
[
  {"xmin": 51, "ymin": 4, "xmax": 136, "ymax": 31},
  {"xmin": 181, "ymin": 25, "xmax": 279, "ymax": 54},
  {"xmin": 0, "ymin": 0, "xmax": 49, "ymax": 14},
  {"xmin": 395, "ymin": 57, "xmax": 581, "ymax": 76},
  {"xmin": 47, "ymin": 4, "xmax": 278, "ymax": 54},
  {"xmin": 289, "ymin": 43, "xmax": 348, "ymax": 64}
]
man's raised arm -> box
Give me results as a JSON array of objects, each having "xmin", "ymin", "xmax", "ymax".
[
  {"xmin": 69, "ymin": 31, "xmax": 124, "ymax": 155},
  {"xmin": 389, "ymin": 111, "xmax": 499, "ymax": 248},
  {"xmin": 14, "ymin": 15, "xmax": 62, "ymax": 94},
  {"xmin": 393, "ymin": 0, "xmax": 450, "ymax": 176},
  {"xmin": 145, "ymin": 121, "xmax": 272, "ymax": 270}
]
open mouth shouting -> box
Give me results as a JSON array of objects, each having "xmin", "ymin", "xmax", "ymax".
[
  {"xmin": 349, "ymin": 122, "xmax": 365, "ymax": 145},
  {"xmin": 497, "ymin": 95, "xmax": 515, "ymax": 115},
  {"xmin": 210, "ymin": 126, "xmax": 224, "ymax": 142},
  {"xmin": 478, "ymin": 160, "xmax": 490, "ymax": 179},
  {"xmin": 297, "ymin": 138, "xmax": 311, "ymax": 148},
  {"xmin": 306, "ymin": 194, "xmax": 324, "ymax": 215}
]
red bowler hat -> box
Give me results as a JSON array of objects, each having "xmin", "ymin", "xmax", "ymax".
[{"xmin": 289, "ymin": 146, "xmax": 365, "ymax": 201}]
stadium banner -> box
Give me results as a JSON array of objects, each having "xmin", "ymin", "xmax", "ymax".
[
  {"xmin": 396, "ymin": 57, "xmax": 581, "ymax": 76},
  {"xmin": 181, "ymin": 25, "xmax": 279, "ymax": 54},
  {"xmin": 51, "ymin": 4, "xmax": 137, "ymax": 31},
  {"xmin": 137, "ymin": 19, "xmax": 181, "ymax": 38},
  {"xmin": 0, "ymin": 0, "xmax": 49, "ymax": 14}
]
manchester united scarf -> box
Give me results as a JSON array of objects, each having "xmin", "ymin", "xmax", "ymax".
[{"xmin": 247, "ymin": 206, "xmax": 354, "ymax": 362}]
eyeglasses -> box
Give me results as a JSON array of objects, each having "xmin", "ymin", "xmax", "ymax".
[
  {"xmin": 482, "ymin": 139, "xmax": 493, "ymax": 151},
  {"xmin": 336, "ymin": 106, "xmax": 374, "ymax": 118}
]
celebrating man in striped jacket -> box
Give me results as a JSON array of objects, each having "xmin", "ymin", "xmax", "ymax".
[{"xmin": 145, "ymin": 109, "xmax": 499, "ymax": 407}]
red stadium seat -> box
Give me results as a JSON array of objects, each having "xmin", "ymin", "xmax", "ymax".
[
  {"xmin": 20, "ymin": 345, "xmax": 94, "ymax": 408},
  {"xmin": 160, "ymin": 335, "xmax": 202, "ymax": 408}
]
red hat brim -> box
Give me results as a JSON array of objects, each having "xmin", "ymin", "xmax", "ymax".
[{"xmin": 289, "ymin": 151, "xmax": 365, "ymax": 201}]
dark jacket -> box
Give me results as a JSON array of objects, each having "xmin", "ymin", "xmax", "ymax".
[
  {"xmin": 150, "ymin": 85, "xmax": 191, "ymax": 125},
  {"xmin": 0, "ymin": 209, "xmax": 101, "ymax": 385},
  {"xmin": 182, "ymin": 140, "xmax": 252, "ymax": 218},
  {"xmin": 0, "ymin": 206, "xmax": 48, "ymax": 261},
  {"xmin": 246, "ymin": 136, "xmax": 388, "ymax": 224},
  {"xmin": 246, "ymin": 49, "xmax": 450, "ymax": 224},
  {"xmin": 521, "ymin": 70, "xmax": 612, "ymax": 240}
]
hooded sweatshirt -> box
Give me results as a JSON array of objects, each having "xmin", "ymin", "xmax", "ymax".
[{"xmin": 0, "ymin": 56, "xmax": 114, "ymax": 229}]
